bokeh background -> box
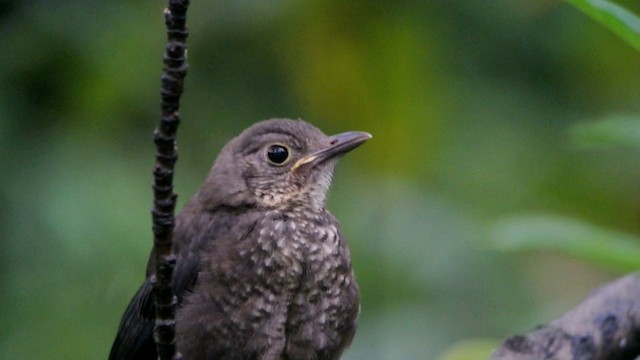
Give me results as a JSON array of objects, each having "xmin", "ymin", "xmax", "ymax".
[{"xmin": 2, "ymin": 1, "xmax": 639, "ymax": 359}]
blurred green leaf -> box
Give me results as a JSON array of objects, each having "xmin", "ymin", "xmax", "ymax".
[
  {"xmin": 570, "ymin": 116, "xmax": 640, "ymax": 148},
  {"xmin": 492, "ymin": 214, "xmax": 640, "ymax": 272},
  {"xmin": 564, "ymin": 0, "xmax": 640, "ymax": 51},
  {"xmin": 437, "ymin": 340, "xmax": 498, "ymax": 360}
]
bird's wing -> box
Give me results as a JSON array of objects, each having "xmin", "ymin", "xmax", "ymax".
[
  {"xmin": 109, "ymin": 202, "xmax": 225, "ymax": 360},
  {"xmin": 108, "ymin": 280, "xmax": 156, "ymax": 360}
]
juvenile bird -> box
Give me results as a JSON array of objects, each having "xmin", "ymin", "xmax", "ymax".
[{"xmin": 109, "ymin": 119, "xmax": 371, "ymax": 360}]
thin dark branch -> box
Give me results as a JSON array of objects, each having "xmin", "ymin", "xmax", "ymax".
[
  {"xmin": 492, "ymin": 273, "xmax": 640, "ymax": 360},
  {"xmin": 151, "ymin": 1, "xmax": 190, "ymax": 359}
]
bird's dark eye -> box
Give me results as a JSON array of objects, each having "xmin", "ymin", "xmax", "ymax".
[{"xmin": 266, "ymin": 144, "xmax": 290, "ymax": 165}]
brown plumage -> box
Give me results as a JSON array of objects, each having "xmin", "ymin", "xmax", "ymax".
[{"xmin": 109, "ymin": 119, "xmax": 370, "ymax": 360}]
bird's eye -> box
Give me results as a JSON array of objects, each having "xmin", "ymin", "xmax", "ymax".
[{"xmin": 266, "ymin": 144, "xmax": 290, "ymax": 165}]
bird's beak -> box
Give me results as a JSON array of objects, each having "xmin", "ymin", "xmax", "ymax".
[{"xmin": 291, "ymin": 131, "xmax": 372, "ymax": 172}]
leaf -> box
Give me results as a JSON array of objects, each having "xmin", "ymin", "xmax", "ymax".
[
  {"xmin": 437, "ymin": 340, "xmax": 499, "ymax": 360},
  {"xmin": 564, "ymin": 0, "xmax": 640, "ymax": 51},
  {"xmin": 491, "ymin": 214, "xmax": 640, "ymax": 272},
  {"xmin": 569, "ymin": 116, "xmax": 640, "ymax": 148}
]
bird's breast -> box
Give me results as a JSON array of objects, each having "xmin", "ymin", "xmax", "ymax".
[{"xmin": 253, "ymin": 209, "xmax": 346, "ymax": 289}]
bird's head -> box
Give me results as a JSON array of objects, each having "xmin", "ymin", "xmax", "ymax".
[{"xmin": 197, "ymin": 119, "xmax": 371, "ymax": 211}]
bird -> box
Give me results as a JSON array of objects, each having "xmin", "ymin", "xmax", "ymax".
[{"xmin": 109, "ymin": 118, "xmax": 371, "ymax": 360}]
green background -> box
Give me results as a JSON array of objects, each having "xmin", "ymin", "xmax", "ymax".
[{"xmin": 2, "ymin": 1, "xmax": 639, "ymax": 359}]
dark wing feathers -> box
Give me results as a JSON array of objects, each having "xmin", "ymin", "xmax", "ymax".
[
  {"xmin": 108, "ymin": 281, "xmax": 156, "ymax": 360},
  {"xmin": 109, "ymin": 203, "xmax": 230, "ymax": 360}
]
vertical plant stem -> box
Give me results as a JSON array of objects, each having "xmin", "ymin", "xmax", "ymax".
[{"xmin": 152, "ymin": 1, "xmax": 189, "ymax": 359}]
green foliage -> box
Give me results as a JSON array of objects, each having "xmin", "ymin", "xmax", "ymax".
[
  {"xmin": 570, "ymin": 116, "xmax": 640, "ymax": 149},
  {"xmin": 564, "ymin": 0, "xmax": 640, "ymax": 51},
  {"xmin": 490, "ymin": 0, "xmax": 640, "ymax": 275},
  {"xmin": 488, "ymin": 2, "xmax": 640, "ymax": 271},
  {"xmin": 437, "ymin": 340, "xmax": 498, "ymax": 360},
  {"xmin": 464, "ymin": 3, "xmax": 640, "ymax": 357},
  {"xmin": 492, "ymin": 215, "xmax": 640, "ymax": 272}
]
